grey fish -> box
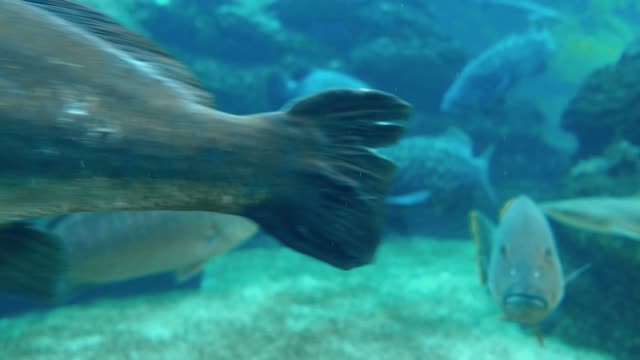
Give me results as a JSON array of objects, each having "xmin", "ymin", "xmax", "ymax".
[
  {"xmin": 469, "ymin": 195, "xmax": 589, "ymax": 344},
  {"xmin": 440, "ymin": 29, "xmax": 555, "ymax": 114},
  {"xmin": 0, "ymin": 211, "xmax": 258, "ymax": 302},
  {"xmin": 540, "ymin": 196, "xmax": 640, "ymax": 241},
  {"xmin": 0, "ymin": 0, "xmax": 412, "ymax": 270},
  {"xmin": 380, "ymin": 127, "xmax": 496, "ymax": 205}
]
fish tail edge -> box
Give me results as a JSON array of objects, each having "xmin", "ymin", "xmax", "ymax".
[
  {"xmin": 251, "ymin": 89, "xmax": 412, "ymax": 270},
  {"xmin": 0, "ymin": 222, "xmax": 69, "ymax": 302}
]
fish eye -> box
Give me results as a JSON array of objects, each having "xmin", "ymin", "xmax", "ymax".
[{"xmin": 544, "ymin": 248, "xmax": 553, "ymax": 257}]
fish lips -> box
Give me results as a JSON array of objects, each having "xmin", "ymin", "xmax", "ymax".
[{"xmin": 501, "ymin": 292, "xmax": 549, "ymax": 324}]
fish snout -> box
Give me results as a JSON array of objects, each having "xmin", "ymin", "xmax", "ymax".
[{"xmin": 501, "ymin": 292, "xmax": 549, "ymax": 324}]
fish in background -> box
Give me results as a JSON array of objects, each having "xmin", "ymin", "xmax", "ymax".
[
  {"xmin": 540, "ymin": 196, "xmax": 640, "ymax": 241},
  {"xmin": 380, "ymin": 127, "xmax": 496, "ymax": 206},
  {"xmin": 469, "ymin": 195, "xmax": 589, "ymax": 344},
  {"xmin": 0, "ymin": 211, "xmax": 258, "ymax": 302},
  {"xmin": 268, "ymin": 67, "xmax": 370, "ymax": 109},
  {"xmin": 0, "ymin": 1, "xmax": 412, "ymax": 270},
  {"xmin": 440, "ymin": 28, "xmax": 555, "ymax": 114}
]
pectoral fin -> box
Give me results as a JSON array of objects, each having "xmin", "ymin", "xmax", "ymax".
[
  {"xmin": 469, "ymin": 210, "xmax": 496, "ymax": 285},
  {"xmin": 564, "ymin": 263, "xmax": 592, "ymax": 286},
  {"xmin": 175, "ymin": 261, "xmax": 207, "ymax": 283}
]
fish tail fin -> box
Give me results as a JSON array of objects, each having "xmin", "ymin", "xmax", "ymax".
[
  {"xmin": 469, "ymin": 210, "xmax": 496, "ymax": 285},
  {"xmin": 251, "ymin": 89, "xmax": 411, "ymax": 270},
  {"xmin": 0, "ymin": 222, "xmax": 69, "ymax": 302},
  {"xmin": 478, "ymin": 145, "xmax": 497, "ymax": 203}
]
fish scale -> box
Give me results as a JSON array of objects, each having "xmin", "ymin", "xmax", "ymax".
[{"xmin": 0, "ymin": 0, "xmax": 412, "ymax": 272}]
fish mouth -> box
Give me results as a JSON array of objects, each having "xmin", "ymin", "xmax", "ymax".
[
  {"xmin": 502, "ymin": 293, "xmax": 549, "ymax": 310},
  {"xmin": 501, "ymin": 293, "xmax": 549, "ymax": 323}
]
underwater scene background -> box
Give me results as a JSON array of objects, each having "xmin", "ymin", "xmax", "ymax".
[{"xmin": 1, "ymin": 0, "xmax": 640, "ymax": 359}]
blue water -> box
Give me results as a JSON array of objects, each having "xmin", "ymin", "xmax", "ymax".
[{"xmin": 1, "ymin": 1, "xmax": 639, "ymax": 359}]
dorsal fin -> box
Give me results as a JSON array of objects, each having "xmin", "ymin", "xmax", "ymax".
[
  {"xmin": 23, "ymin": 0, "xmax": 212, "ymax": 107},
  {"xmin": 499, "ymin": 197, "xmax": 517, "ymax": 220}
]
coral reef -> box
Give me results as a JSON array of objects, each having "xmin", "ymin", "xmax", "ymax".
[
  {"xmin": 349, "ymin": 37, "xmax": 467, "ymax": 113},
  {"xmin": 559, "ymin": 139, "xmax": 640, "ymax": 197},
  {"xmin": 570, "ymin": 139, "xmax": 640, "ymax": 178},
  {"xmin": 75, "ymin": 0, "xmax": 466, "ymax": 114},
  {"xmin": 551, "ymin": 222, "xmax": 640, "ymax": 360},
  {"xmin": 562, "ymin": 36, "xmax": 640, "ymax": 156},
  {"xmin": 268, "ymin": 0, "xmax": 469, "ymax": 112}
]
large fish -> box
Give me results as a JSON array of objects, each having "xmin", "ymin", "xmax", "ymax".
[
  {"xmin": 380, "ymin": 127, "xmax": 496, "ymax": 205},
  {"xmin": 539, "ymin": 196, "xmax": 640, "ymax": 241},
  {"xmin": 0, "ymin": 0, "xmax": 412, "ymax": 270},
  {"xmin": 440, "ymin": 29, "xmax": 555, "ymax": 114},
  {"xmin": 0, "ymin": 211, "xmax": 258, "ymax": 302},
  {"xmin": 469, "ymin": 195, "xmax": 565, "ymax": 343}
]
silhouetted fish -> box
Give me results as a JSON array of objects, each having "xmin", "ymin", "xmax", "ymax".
[
  {"xmin": 0, "ymin": 0, "xmax": 412, "ymax": 270},
  {"xmin": 0, "ymin": 211, "xmax": 258, "ymax": 302}
]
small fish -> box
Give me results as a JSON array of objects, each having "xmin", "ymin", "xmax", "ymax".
[
  {"xmin": 269, "ymin": 68, "xmax": 370, "ymax": 109},
  {"xmin": 0, "ymin": 211, "xmax": 258, "ymax": 302},
  {"xmin": 539, "ymin": 196, "xmax": 640, "ymax": 241},
  {"xmin": 469, "ymin": 195, "xmax": 566, "ymax": 343},
  {"xmin": 0, "ymin": 0, "xmax": 412, "ymax": 270},
  {"xmin": 440, "ymin": 28, "xmax": 555, "ymax": 114},
  {"xmin": 381, "ymin": 127, "xmax": 496, "ymax": 205}
]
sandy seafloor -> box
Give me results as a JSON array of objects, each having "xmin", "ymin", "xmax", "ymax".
[{"xmin": 0, "ymin": 235, "xmax": 611, "ymax": 360}]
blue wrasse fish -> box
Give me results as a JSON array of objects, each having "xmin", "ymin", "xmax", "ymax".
[
  {"xmin": 0, "ymin": 0, "xmax": 412, "ymax": 270},
  {"xmin": 469, "ymin": 195, "xmax": 589, "ymax": 344},
  {"xmin": 0, "ymin": 211, "xmax": 258, "ymax": 302}
]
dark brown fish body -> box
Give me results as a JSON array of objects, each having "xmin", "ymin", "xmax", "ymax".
[
  {"xmin": 0, "ymin": 0, "xmax": 302, "ymax": 217},
  {"xmin": 0, "ymin": 0, "xmax": 412, "ymax": 270}
]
